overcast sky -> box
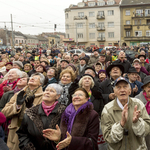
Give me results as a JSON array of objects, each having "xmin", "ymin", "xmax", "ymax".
[{"xmin": 0, "ymin": 0, "xmax": 80, "ymax": 35}]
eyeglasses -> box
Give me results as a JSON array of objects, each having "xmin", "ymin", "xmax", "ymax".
[
  {"xmin": 29, "ymin": 77, "xmax": 40, "ymax": 80},
  {"xmin": 72, "ymin": 94, "xmax": 84, "ymax": 98}
]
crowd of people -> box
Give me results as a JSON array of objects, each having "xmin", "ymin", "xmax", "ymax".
[{"xmin": 0, "ymin": 45, "xmax": 150, "ymax": 150}]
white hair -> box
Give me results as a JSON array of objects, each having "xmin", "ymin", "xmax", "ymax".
[
  {"xmin": 47, "ymin": 83, "xmax": 63, "ymax": 95},
  {"xmin": 8, "ymin": 68, "xmax": 22, "ymax": 78},
  {"xmin": 31, "ymin": 73, "xmax": 45, "ymax": 86}
]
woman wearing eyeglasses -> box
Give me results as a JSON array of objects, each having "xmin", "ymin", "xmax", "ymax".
[{"xmin": 43, "ymin": 88, "xmax": 99, "ymax": 150}]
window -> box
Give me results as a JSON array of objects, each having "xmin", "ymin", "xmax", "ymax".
[
  {"xmin": 134, "ymin": 20, "xmax": 141, "ymax": 25},
  {"xmin": 145, "ymin": 9, "xmax": 150, "ymax": 17},
  {"xmin": 126, "ymin": 20, "xmax": 130, "ymax": 25},
  {"xmin": 126, "ymin": 31, "xmax": 131, "ymax": 37},
  {"xmin": 65, "ymin": 13, "xmax": 68, "ymax": 19},
  {"xmin": 136, "ymin": 9, "xmax": 143, "ymax": 16},
  {"xmin": 22, "ymin": 40, "xmax": 23, "ymax": 44},
  {"xmin": 66, "ymin": 34, "xmax": 69, "ymax": 38},
  {"xmin": 78, "ymin": 12, "xmax": 84, "ymax": 17},
  {"xmin": 146, "ymin": 31, "xmax": 150, "ymax": 36},
  {"xmin": 97, "ymin": 2, "xmax": 105, "ymax": 6},
  {"xmin": 108, "ymin": 43, "xmax": 112, "ymax": 46},
  {"xmin": 98, "ymin": 11, "xmax": 104, "ymax": 16},
  {"xmin": 31, "ymin": 40, "xmax": 32, "ymax": 43},
  {"xmin": 125, "ymin": 10, "xmax": 130, "ymax": 16},
  {"xmin": 89, "ymin": 23, "xmax": 95, "ymax": 28},
  {"xmin": 135, "ymin": 31, "xmax": 142, "ymax": 37},
  {"xmin": 77, "ymin": 33, "xmax": 83, "ymax": 39},
  {"xmin": 90, "ymin": 43, "xmax": 95, "ymax": 46},
  {"xmin": 28, "ymin": 40, "xmax": 30, "ymax": 43},
  {"xmin": 16, "ymin": 40, "xmax": 18, "ymax": 44},
  {"xmin": 89, "ymin": 33, "xmax": 95, "ymax": 39},
  {"xmin": 108, "ymin": 22, "xmax": 114, "ymax": 27},
  {"xmin": 108, "ymin": 10, "xmax": 114, "ymax": 16},
  {"xmin": 88, "ymin": 2, "xmax": 95, "ymax": 7},
  {"xmin": 66, "ymin": 24, "xmax": 69, "ymax": 29},
  {"xmin": 108, "ymin": 32, "xmax": 114, "ymax": 38},
  {"xmin": 147, "ymin": 19, "xmax": 150, "ymax": 25},
  {"xmin": 25, "ymin": 40, "xmax": 26, "ymax": 44},
  {"xmin": 107, "ymin": 1, "xmax": 115, "ymax": 5},
  {"xmin": 89, "ymin": 12, "xmax": 95, "ymax": 17},
  {"xmin": 100, "ymin": 43, "xmax": 104, "ymax": 47},
  {"xmin": 77, "ymin": 23, "xmax": 83, "ymax": 28},
  {"xmin": 98, "ymin": 22, "xmax": 104, "ymax": 28},
  {"xmin": 99, "ymin": 32, "xmax": 105, "ymax": 38}
]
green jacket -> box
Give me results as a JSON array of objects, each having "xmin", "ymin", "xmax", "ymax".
[{"xmin": 101, "ymin": 97, "xmax": 150, "ymax": 150}]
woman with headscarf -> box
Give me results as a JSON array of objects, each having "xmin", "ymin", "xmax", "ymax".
[
  {"xmin": 16, "ymin": 83, "xmax": 66, "ymax": 150},
  {"xmin": 43, "ymin": 88, "xmax": 99, "ymax": 150}
]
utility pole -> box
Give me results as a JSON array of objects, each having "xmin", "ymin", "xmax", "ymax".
[
  {"xmin": 11, "ymin": 14, "xmax": 14, "ymax": 48},
  {"xmin": 5, "ymin": 23, "xmax": 8, "ymax": 46},
  {"xmin": 76, "ymin": 23, "xmax": 78, "ymax": 47}
]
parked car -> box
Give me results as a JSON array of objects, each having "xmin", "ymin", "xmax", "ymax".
[{"xmin": 66, "ymin": 49, "xmax": 91, "ymax": 56}]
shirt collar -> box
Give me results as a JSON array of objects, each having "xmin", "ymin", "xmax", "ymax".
[{"xmin": 117, "ymin": 97, "xmax": 129, "ymax": 110}]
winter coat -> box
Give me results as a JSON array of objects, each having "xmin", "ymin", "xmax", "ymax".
[
  {"xmin": 43, "ymin": 78, "xmax": 57, "ymax": 91},
  {"xmin": 99, "ymin": 78, "xmax": 114, "ymax": 105},
  {"xmin": 88, "ymin": 55, "xmax": 99, "ymax": 67},
  {"xmin": 0, "ymin": 78, "xmax": 20, "ymax": 99},
  {"xmin": 136, "ymin": 91, "xmax": 150, "ymax": 150},
  {"xmin": 60, "ymin": 103, "xmax": 99, "ymax": 150},
  {"xmin": 138, "ymin": 71, "xmax": 147, "ymax": 83},
  {"xmin": 0, "ymin": 90, "xmax": 14, "ymax": 112},
  {"xmin": 0, "ymin": 138, "xmax": 9, "ymax": 150},
  {"xmin": 1, "ymin": 86, "xmax": 43, "ymax": 150},
  {"xmin": 101, "ymin": 97, "xmax": 150, "ymax": 150},
  {"xmin": 16, "ymin": 103, "xmax": 66, "ymax": 150},
  {"xmin": 77, "ymin": 64, "xmax": 89, "ymax": 77}
]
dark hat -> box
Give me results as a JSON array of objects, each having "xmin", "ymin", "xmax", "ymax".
[
  {"xmin": 5, "ymin": 62, "xmax": 13, "ymax": 66},
  {"xmin": 106, "ymin": 63, "xmax": 124, "ymax": 77},
  {"xmin": 99, "ymin": 54, "xmax": 106, "ymax": 57},
  {"xmin": 81, "ymin": 74, "xmax": 94, "ymax": 81},
  {"xmin": 80, "ymin": 57, "xmax": 86, "ymax": 61},
  {"xmin": 93, "ymin": 49, "xmax": 99, "ymax": 52},
  {"xmin": 142, "ymin": 76, "xmax": 150, "ymax": 89},
  {"xmin": 114, "ymin": 77, "xmax": 129, "ymax": 87},
  {"xmin": 128, "ymin": 67, "xmax": 138, "ymax": 74},
  {"xmin": 73, "ymin": 54, "xmax": 79, "ymax": 57},
  {"xmin": 95, "ymin": 62, "xmax": 102, "ymax": 66},
  {"xmin": 98, "ymin": 70, "xmax": 107, "ymax": 77},
  {"xmin": 60, "ymin": 59, "xmax": 69, "ymax": 64},
  {"xmin": 65, "ymin": 63, "xmax": 76, "ymax": 72},
  {"xmin": 0, "ymin": 112, "xmax": 6, "ymax": 126},
  {"xmin": 138, "ymin": 55, "xmax": 146, "ymax": 60},
  {"xmin": 29, "ymin": 57, "xmax": 34, "ymax": 62},
  {"xmin": 84, "ymin": 67, "xmax": 96, "ymax": 74}
]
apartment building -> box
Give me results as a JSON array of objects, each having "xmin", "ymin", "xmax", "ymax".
[
  {"xmin": 64, "ymin": 0, "xmax": 121, "ymax": 48},
  {"xmin": 120, "ymin": 0, "xmax": 150, "ymax": 46}
]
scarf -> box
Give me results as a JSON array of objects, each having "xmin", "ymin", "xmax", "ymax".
[
  {"xmin": 7, "ymin": 80, "xmax": 17, "ymax": 88},
  {"xmin": 42, "ymin": 101, "xmax": 58, "ymax": 116},
  {"xmin": 62, "ymin": 101, "xmax": 93, "ymax": 134},
  {"xmin": 88, "ymin": 90, "xmax": 92, "ymax": 102},
  {"xmin": 58, "ymin": 81, "xmax": 72, "ymax": 106},
  {"xmin": 143, "ymin": 91, "xmax": 150, "ymax": 115},
  {"xmin": 13, "ymin": 86, "xmax": 23, "ymax": 94},
  {"xmin": 6, "ymin": 69, "xmax": 10, "ymax": 72}
]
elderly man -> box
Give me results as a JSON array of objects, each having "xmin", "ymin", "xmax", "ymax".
[
  {"xmin": 88, "ymin": 49, "xmax": 99, "ymax": 67},
  {"xmin": 64, "ymin": 55, "xmax": 72, "ymax": 63},
  {"xmin": 101, "ymin": 77, "xmax": 150, "ymax": 150},
  {"xmin": 114, "ymin": 51, "xmax": 131, "ymax": 73},
  {"xmin": 99, "ymin": 63, "xmax": 124, "ymax": 105},
  {"xmin": 1, "ymin": 73, "xmax": 45, "ymax": 150},
  {"xmin": 71, "ymin": 54, "xmax": 80, "ymax": 67}
]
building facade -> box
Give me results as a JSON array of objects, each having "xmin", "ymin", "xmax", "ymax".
[
  {"xmin": 120, "ymin": 0, "xmax": 150, "ymax": 46},
  {"xmin": 64, "ymin": 0, "xmax": 121, "ymax": 48}
]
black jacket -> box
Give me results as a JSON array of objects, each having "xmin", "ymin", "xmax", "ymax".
[
  {"xmin": 16, "ymin": 103, "xmax": 66, "ymax": 150},
  {"xmin": 0, "ymin": 91, "xmax": 14, "ymax": 112},
  {"xmin": 138, "ymin": 71, "xmax": 147, "ymax": 83},
  {"xmin": 99, "ymin": 78, "xmax": 114, "ymax": 105}
]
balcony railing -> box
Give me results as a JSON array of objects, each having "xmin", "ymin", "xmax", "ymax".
[
  {"xmin": 97, "ymin": 15, "xmax": 105, "ymax": 19},
  {"xmin": 124, "ymin": 25, "xmax": 132, "ymax": 30},
  {"xmin": 74, "ymin": 16, "xmax": 87, "ymax": 20},
  {"xmin": 97, "ymin": 37, "xmax": 105, "ymax": 41},
  {"xmin": 135, "ymin": 13, "xmax": 144, "ymax": 17},
  {"xmin": 124, "ymin": 36, "xmax": 150, "ymax": 41},
  {"xmin": 97, "ymin": 26, "xmax": 105, "ymax": 31}
]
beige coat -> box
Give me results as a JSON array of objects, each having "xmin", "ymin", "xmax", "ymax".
[
  {"xmin": 88, "ymin": 55, "xmax": 99, "ymax": 67},
  {"xmin": 1, "ymin": 86, "xmax": 43, "ymax": 150}
]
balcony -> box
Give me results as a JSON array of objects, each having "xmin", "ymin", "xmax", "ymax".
[
  {"xmin": 74, "ymin": 16, "xmax": 87, "ymax": 20},
  {"xmin": 63, "ymin": 38, "xmax": 74, "ymax": 42},
  {"xmin": 97, "ymin": 26, "xmax": 105, "ymax": 31},
  {"xmin": 124, "ymin": 25, "xmax": 132, "ymax": 30},
  {"xmin": 97, "ymin": 15, "xmax": 105, "ymax": 19},
  {"xmin": 97, "ymin": 37, "xmax": 105, "ymax": 42},
  {"xmin": 124, "ymin": 36, "xmax": 150, "ymax": 41}
]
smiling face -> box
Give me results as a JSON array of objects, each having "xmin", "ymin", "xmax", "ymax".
[
  {"xmin": 43, "ymin": 86, "xmax": 60, "ymax": 105},
  {"xmin": 8, "ymin": 70, "xmax": 19, "ymax": 81},
  {"xmin": 72, "ymin": 90, "xmax": 88, "ymax": 111},
  {"xmin": 114, "ymin": 81, "xmax": 131, "ymax": 102},
  {"xmin": 60, "ymin": 73, "xmax": 72, "ymax": 85},
  {"xmin": 6, "ymin": 64, "xmax": 12, "ymax": 70}
]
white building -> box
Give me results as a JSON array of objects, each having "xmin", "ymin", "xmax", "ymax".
[{"xmin": 64, "ymin": 0, "xmax": 121, "ymax": 48}]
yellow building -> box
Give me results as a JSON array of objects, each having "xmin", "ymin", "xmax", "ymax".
[{"xmin": 120, "ymin": 0, "xmax": 150, "ymax": 46}]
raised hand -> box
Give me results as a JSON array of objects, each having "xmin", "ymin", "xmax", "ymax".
[
  {"xmin": 25, "ymin": 95, "xmax": 35, "ymax": 108},
  {"xmin": 56, "ymin": 131, "xmax": 72, "ymax": 150},
  {"xmin": 43, "ymin": 124, "xmax": 61, "ymax": 142},
  {"xmin": 121, "ymin": 103, "xmax": 128, "ymax": 127},
  {"xmin": 16, "ymin": 90, "xmax": 26, "ymax": 105},
  {"xmin": 133, "ymin": 105, "xmax": 140, "ymax": 123},
  {"xmin": 109, "ymin": 93, "xmax": 116, "ymax": 100}
]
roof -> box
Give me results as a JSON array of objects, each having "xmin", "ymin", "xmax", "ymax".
[
  {"xmin": 36, "ymin": 36, "xmax": 48, "ymax": 41},
  {"xmin": 24, "ymin": 34, "xmax": 38, "ymax": 39},
  {"xmin": 121, "ymin": 0, "xmax": 150, "ymax": 6},
  {"xmin": 8, "ymin": 30, "xmax": 26, "ymax": 37},
  {"xmin": 42, "ymin": 33, "xmax": 60, "ymax": 38}
]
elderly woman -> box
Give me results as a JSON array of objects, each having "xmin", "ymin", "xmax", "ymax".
[
  {"xmin": 98, "ymin": 70, "xmax": 107, "ymax": 83},
  {"xmin": 23, "ymin": 63, "xmax": 32, "ymax": 75},
  {"xmin": 0, "ymin": 68, "xmax": 22, "ymax": 99},
  {"xmin": 43, "ymin": 88, "xmax": 99, "ymax": 150},
  {"xmin": 58, "ymin": 69, "xmax": 75, "ymax": 106},
  {"xmin": 135, "ymin": 76, "xmax": 150, "ymax": 150},
  {"xmin": 16, "ymin": 84, "xmax": 66, "ymax": 150},
  {"xmin": 1, "ymin": 73, "xmax": 45, "ymax": 150}
]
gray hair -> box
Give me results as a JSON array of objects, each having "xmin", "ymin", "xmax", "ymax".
[
  {"xmin": 31, "ymin": 73, "xmax": 45, "ymax": 86},
  {"xmin": 8, "ymin": 68, "xmax": 22, "ymax": 78},
  {"xmin": 78, "ymin": 75, "xmax": 95, "ymax": 89},
  {"xmin": 113, "ymin": 83, "xmax": 131, "ymax": 90},
  {"xmin": 47, "ymin": 83, "xmax": 63, "ymax": 95}
]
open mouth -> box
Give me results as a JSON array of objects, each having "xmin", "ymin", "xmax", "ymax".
[{"xmin": 120, "ymin": 94, "xmax": 126, "ymax": 96}]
